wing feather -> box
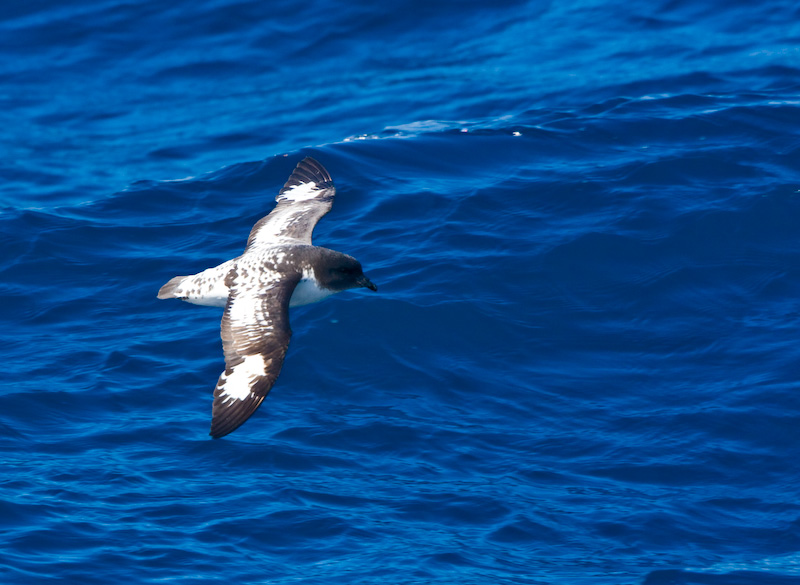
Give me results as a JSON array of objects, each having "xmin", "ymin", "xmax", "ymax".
[
  {"xmin": 209, "ymin": 265, "xmax": 301, "ymax": 438},
  {"xmin": 245, "ymin": 157, "xmax": 335, "ymax": 249}
]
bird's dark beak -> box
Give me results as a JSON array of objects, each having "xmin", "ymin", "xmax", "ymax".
[{"xmin": 358, "ymin": 275, "xmax": 378, "ymax": 292}]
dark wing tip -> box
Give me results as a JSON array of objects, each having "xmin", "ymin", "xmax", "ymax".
[
  {"xmin": 278, "ymin": 157, "xmax": 334, "ymax": 198},
  {"xmin": 209, "ymin": 393, "xmax": 266, "ymax": 439}
]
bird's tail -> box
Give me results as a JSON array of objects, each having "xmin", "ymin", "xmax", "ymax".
[{"xmin": 157, "ymin": 275, "xmax": 189, "ymax": 299}]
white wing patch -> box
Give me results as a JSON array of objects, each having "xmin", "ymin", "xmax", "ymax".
[
  {"xmin": 277, "ymin": 181, "xmax": 322, "ymax": 202},
  {"xmin": 219, "ymin": 354, "xmax": 271, "ymax": 403},
  {"xmin": 247, "ymin": 209, "xmax": 311, "ymax": 248}
]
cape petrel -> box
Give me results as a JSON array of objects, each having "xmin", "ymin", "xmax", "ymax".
[{"xmin": 158, "ymin": 157, "xmax": 377, "ymax": 438}]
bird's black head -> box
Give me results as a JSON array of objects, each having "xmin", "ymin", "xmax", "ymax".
[{"xmin": 320, "ymin": 252, "xmax": 378, "ymax": 293}]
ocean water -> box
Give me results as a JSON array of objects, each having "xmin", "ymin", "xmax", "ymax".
[{"xmin": 2, "ymin": 1, "xmax": 800, "ymax": 583}]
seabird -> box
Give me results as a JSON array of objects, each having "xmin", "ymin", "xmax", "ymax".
[{"xmin": 157, "ymin": 157, "xmax": 377, "ymax": 438}]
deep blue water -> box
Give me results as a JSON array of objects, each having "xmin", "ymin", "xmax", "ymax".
[{"xmin": 2, "ymin": 1, "xmax": 800, "ymax": 583}]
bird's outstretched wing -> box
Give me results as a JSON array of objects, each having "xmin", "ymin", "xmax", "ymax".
[
  {"xmin": 209, "ymin": 265, "xmax": 300, "ymax": 438},
  {"xmin": 245, "ymin": 157, "xmax": 335, "ymax": 250}
]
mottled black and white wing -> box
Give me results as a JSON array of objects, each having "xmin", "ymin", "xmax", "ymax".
[
  {"xmin": 209, "ymin": 266, "xmax": 301, "ymax": 438},
  {"xmin": 245, "ymin": 157, "xmax": 335, "ymax": 250}
]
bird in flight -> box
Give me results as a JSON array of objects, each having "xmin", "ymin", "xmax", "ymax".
[{"xmin": 158, "ymin": 157, "xmax": 377, "ymax": 438}]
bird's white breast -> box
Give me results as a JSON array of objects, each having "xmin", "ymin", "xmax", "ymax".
[{"xmin": 290, "ymin": 276, "xmax": 334, "ymax": 307}]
